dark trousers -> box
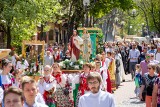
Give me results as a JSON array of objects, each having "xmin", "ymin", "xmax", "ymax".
[{"xmin": 129, "ymin": 62, "xmax": 137, "ymax": 79}]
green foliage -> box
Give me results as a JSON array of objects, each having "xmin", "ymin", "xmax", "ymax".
[
  {"xmin": 0, "ymin": 0, "xmax": 62, "ymax": 49},
  {"xmin": 136, "ymin": 0, "xmax": 160, "ymax": 33},
  {"xmin": 90, "ymin": 0, "xmax": 134, "ymax": 18},
  {"xmin": 96, "ymin": 30, "xmax": 104, "ymax": 54},
  {"xmin": 25, "ymin": 71, "xmax": 41, "ymax": 76}
]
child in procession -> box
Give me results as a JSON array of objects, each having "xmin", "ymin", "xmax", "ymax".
[
  {"xmin": 72, "ymin": 63, "xmax": 91, "ymax": 107},
  {"xmin": 134, "ymin": 64, "xmax": 142, "ymax": 98}
]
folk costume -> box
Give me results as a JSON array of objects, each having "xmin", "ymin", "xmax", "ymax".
[
  {"xmin": 40, "ymin": 75, "xmax": 56, "ymax": 107},
  {"xmin": 53, "ymin": 73, "xmax": 74, "ymax": 107},
  {"xmin": 0, "ymin": 73, "xmax": 15, "ymax": 90},
  {"xmin": 12, "ymin": 79, "xmax": 21, "ymax": 88},
  {"xmin": 73, "ymin": 72, "xmax": 90, "ymax": 107}
]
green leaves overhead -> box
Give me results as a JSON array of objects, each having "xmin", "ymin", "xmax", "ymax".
[
  {"xmin": 136, "ymin": 0, "xmax": 160, "ymax": 33},
  {"xmin": 90, "ymin": 0, "xmax": 134, "ymax": 18},
  {"xmin": 0, "ymin": 0, "xmax": 62, "ymax": 48}
]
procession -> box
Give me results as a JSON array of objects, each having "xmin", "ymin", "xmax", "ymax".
[{"xmin": 1, "ymin": 0, "xmax": 160, "ymax": 107}]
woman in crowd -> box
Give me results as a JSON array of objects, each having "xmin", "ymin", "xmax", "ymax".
[
  {"xmin": 139, "ymin": 63, "xmax": 157, "ymax": 107},
  {"xmin": 152, "ymin": 64, "xmax": 160, "ymax": 107},
  {"xmin": 38, "ymin": 65, "xmax": 57, "ymax": 107},
  {"xmin": 73, "ymin": 63, "xmax": 91, "ymax": 107},
  {"xmin": 0, "ymin": 59, "xmax": 14, "ymax": 90},
  {"xmin": 52, "ymin": 63, "xmax": 74, "ymax": 107}
]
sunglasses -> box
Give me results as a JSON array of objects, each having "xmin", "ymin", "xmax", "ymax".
[{"xmin": 151, "ymin": 56, "xmax": 154, "ymax": 57}]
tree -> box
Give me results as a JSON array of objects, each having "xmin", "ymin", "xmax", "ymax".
[
  {"xmin": 136, "ymin": 0, "xmax": 160, "ymax": 34},
  {"xmin": 0, "ymin": 0, "xmax": 61, "ymax": 49},
  {"xmin": 59, "ymin": 0, "xmax": 134, "ymax": 42}
]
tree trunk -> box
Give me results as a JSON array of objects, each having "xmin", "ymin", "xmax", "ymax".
[{"xmin": 7, "ymin": 25, "xmax": 11, "ymax": 49}]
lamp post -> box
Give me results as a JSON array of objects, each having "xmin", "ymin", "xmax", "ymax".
[
  {"xmin": 83, "ymin": 0, "xmax": 90, "ymax": 27},
  {"xmin": 128, "ymin": 9, "xmax": 139, "ymax": 36}
]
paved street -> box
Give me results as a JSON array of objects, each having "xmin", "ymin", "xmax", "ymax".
[{"xmin": 114, "ymin": 74, "xmax": 146, "ymax": 107}]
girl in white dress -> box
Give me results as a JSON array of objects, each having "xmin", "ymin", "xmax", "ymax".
[{"xmin": 0, "ymin": 59, "xmax": 14, "ymax": 90}]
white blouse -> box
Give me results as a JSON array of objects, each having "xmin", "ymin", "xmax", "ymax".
[
  {"xmin": 1, "ymin": 75, "xmax": 12, "ymax": 85},
  {"xmin": 38, "ymin": 75, "xmax": 56, "ymax": 95}
]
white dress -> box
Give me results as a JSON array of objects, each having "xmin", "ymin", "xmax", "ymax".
[
  {"xmin": 95, "ymin": 68, "xmax": 108, "ymax": 91},
  {"xmin": 37, "ymin": 75, "xmax": 56, "ymax": 95},
  {"xmin": 16, "ymin": 60, "xmax": 29, "ymax": 70}
]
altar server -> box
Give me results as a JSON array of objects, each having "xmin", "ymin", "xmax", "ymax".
[{"xmin": 78, "ymin": 72, "xmax": 115, "ymax": 107}]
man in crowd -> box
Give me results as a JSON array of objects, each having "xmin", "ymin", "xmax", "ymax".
[
  {"xmin": 138, "ymin": 47, "xmax": 148, "ymax": 63},
  {"xmin": 128, "ymin": 42, "xmax": 140, "ymax": 80},
  {"xmin": 22, "ymin": 77, "xmax": 48, "ymax": 107},
  {"xmin": 3, "ymin": 86, "xmax": 24, "ymax": 107},
  {"xmin": 78, "ymin": 72, "xmax": 115, "ymax": 107},
  {"xmin": 44, "ymin": 51, "xmax": 54, "ymax": 66},
  {"xmin": 140, "ymin": 53, "xmax": 151, "ymax": 76}
]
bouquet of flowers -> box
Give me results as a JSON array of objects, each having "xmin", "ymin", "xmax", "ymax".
[{"xmin": 59, "ymin": 59, "xmax": 84, "ymax": 70}]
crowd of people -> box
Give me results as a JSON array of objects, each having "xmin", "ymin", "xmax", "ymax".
[{"xmin": 1, "ymin": 38, "xmax": 160, "ymax": 107}]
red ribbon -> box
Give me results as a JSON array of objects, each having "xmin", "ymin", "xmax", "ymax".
[
  {"xmin": 79, "ymin": 74, "xmax": 90, "ymax": 95},
  {"xmin": 53, "ymin": 74, "xmax": 61, "ymax": 83}
]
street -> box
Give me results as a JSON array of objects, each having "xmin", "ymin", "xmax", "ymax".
[{"xmin": 114, "ymin": 74, "xmax": 146, "ymax": 107}]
